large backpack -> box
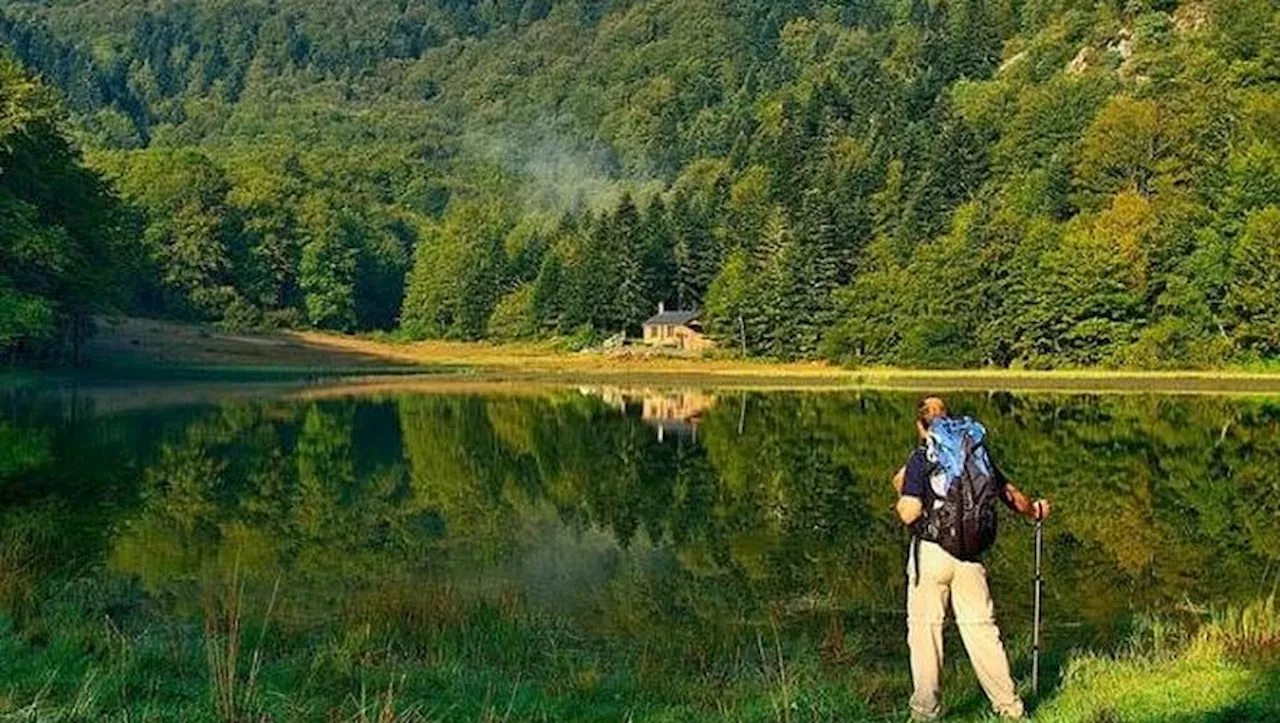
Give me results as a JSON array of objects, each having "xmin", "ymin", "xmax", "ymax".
[{"xmin": 911, "ymin": 416, "xmax": 1000, "ymax": 564}]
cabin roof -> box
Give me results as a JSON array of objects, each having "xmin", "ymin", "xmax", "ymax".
[{"xmin": 643, "ymin": 310, "xmax": 700, "ymax": 326}]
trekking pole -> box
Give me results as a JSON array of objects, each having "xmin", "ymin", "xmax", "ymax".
[{"xmin": 1031, "ymin": 515, "xmax": 1044, "ymax": 695}]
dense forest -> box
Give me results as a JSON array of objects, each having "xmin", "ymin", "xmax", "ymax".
[
  {"xmin": 0, "ymin": 52, "xmax": 129, "ymax": 363},
  {"xmin": 1, "ymin": 0, "xmax": 1279, "ymax": 367}
]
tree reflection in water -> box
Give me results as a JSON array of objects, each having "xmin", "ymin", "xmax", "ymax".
[{"xmin": 2, "ymin": 385, "xmax": 1277, "ymax": 705}]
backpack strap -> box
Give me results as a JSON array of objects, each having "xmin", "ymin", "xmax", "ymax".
[
  {"xmin": 909, "ymin": 445, "xmax": 932, "ymax": 588},
  {"xmin": 911, "ymin": 534, "xmax": 922, "ymax": 587},
  {"xmin": 913, "ymin": 445, "xmax": 937, "ymax": 526},
  {"xmin": 907, "ymin": 445, "xmax": 937, "ymax": 587}
]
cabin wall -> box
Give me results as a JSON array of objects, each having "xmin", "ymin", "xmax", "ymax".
[{"xmin": 642, "ymin": 324, "xmax": 714, "ymax": 351}]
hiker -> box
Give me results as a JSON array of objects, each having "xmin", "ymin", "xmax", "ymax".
[{"xmin": 891, "ymin": 396, "xmax": 1050, "ymax": 721}]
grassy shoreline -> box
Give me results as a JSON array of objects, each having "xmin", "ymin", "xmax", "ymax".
[
  {"xmin": 2, "ymin": 568, "xmax": 1275, "ymax": 722},
  {"xmin": 65, "ymin": 317, "xmax": 1280, "ymax": 394}
]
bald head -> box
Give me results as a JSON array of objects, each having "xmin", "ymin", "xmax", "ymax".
[
  {"xmin": 919, "ymin": 396, "xmax": 947, "ymax": 422},
  {"xmin": 916, "ymin": 396, "xmax": 947, "ymax": 439}
]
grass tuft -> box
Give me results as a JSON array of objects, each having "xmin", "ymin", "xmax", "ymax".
[
  {"xmin": 1199, "ymin": 593, "xmax": 1279, "ymax": 656},
  {"xmin": 203, "ymin": 560, "xmax": 280, "ymax": 722},
  {"xmin": 349, "ymin": 676, "xmax": 426, "ymax": 723}
]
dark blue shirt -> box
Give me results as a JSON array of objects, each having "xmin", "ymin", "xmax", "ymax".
[{"xmin": 902, "ymin": 447, "xmax": 1008, "ymax": 500}]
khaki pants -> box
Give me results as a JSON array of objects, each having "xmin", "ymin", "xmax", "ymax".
[{"xmin": 907, "ymin": 539, "xmax": 1024, "ymax": 720}]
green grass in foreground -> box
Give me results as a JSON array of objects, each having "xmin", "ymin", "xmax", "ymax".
[
  {"xmin": 0, "ymin": 565, "xmax": 1276, "ymax": 723},
  {"xmin": 1025, "ymin": 597, "xmax": 1279, "ymax": 723},
  {"xmin": 1034, "ymin": 648, "xmax": 1273, "ymax": 722}
]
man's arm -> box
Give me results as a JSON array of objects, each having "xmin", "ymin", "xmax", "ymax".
[
  {"xmin": 1001, "ymin": 478, "xmax": 1051, "ymax": 521},
  {"xmin": 892, "ymin": 465, "xmax": 923, "ymax": 525}
]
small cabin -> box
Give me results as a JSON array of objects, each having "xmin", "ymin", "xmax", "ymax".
[{"xmin": 641, "ymin": 303, "xmax": 714, "ymax": 351}]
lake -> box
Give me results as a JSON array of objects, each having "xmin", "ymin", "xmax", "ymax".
[{"xmin": 1, "ymin": 380, "xmax": 1277, "ymax": 721}]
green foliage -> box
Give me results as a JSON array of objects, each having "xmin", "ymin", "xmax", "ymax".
[
  {"xmin": 99, "ymin": 148, "xmax": 242, "ymax": 319},
  {"xmin": 487, "ymin": 283, "xmax": 539, "ymax": 341},
  {"xmin": 5, "ymin": 0, "xmax": 1280, "ymax": 367},
  {"xmin": 0, "ymin": 283, "xmax": 53, "ymax": 350},
  {"xmin": 401, "ymin": 200, "xmax": 512, "ymax": 339},
  {"xmin": 0, "ymin": 51, "xmax": 128, "ymax": 363},
  {"xmin": 821, "ymin": 239, "xmax": 910, "ymax": 365},
  {"xmin": 298, "ymin": 197, "xmax": 360, "ymax": 331},
  {"xmin": 703, "ymin": 250, "xmax": 758, "ymax": 353},
  {"xmin": 93, "ymin": 148, "xmax": 418, "ymax": 332},
  {"xmin": 1227, "ymin": 207, "xmax": 1280, "ymax": 358},
  {"xmin": 1075, "ymin": 96, "xmax": 1168, "ymax": 202}
]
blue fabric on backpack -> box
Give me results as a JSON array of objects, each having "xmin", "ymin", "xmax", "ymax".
[{"xmin": 924, "ymin": 416, "xmax": 988, "ymax": 495}]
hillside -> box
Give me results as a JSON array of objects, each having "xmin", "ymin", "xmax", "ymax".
[{"xmin": 1, "ymin": 0, "xmax": 1278, "ymax": 368}]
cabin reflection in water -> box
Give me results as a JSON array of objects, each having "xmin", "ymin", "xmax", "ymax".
[{"xmin": 577, "ymin": 386, "xmax": 716, "ymax": 442}]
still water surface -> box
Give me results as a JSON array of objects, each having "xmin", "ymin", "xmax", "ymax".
[{"xmin": 1, "ymin": 381, "xmax": 1277, "ymax": 715}]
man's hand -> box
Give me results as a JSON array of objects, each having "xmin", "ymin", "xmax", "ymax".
[
  {"xmin": 1004, "ymin": 482, "xmax": 1051, "ymax": 522},
  {"xmin": 897, "ymin": 495, "xmax": 923, "ymax": 525},
  {"xmin": 1032, "ymin": 498, "xmax": 1051, "ymax": 521}
]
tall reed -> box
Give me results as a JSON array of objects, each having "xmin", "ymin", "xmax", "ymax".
[{"xmin": 203, "ymin": 559, "xmax": 280, "ymax": 722}]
